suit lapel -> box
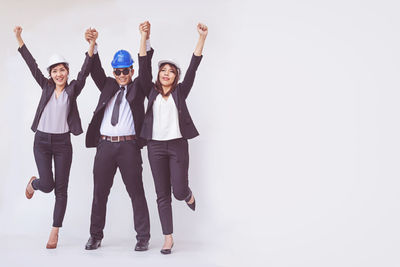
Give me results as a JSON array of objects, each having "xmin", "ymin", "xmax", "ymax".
[
  {"xmin": 126, "ymin": 80, "xmax": 137, "ymax": 103},
  {"xmin": 94, "ymin": 84, "xmax": 119, "ymax": 114},
  {"xmin": 44, "ymin": 86, "xmax": 55, "ymax": 102},
  {"xmin": 171, "ymin": 87, "xmax": 179, "ymax": 109},
  {"xmin": 148, "ymin": 87, "xmax": 159, "ymax": 106},
  {"xmin": 64, "ymin": 82, "xmax": 73, "ymax": 98}
]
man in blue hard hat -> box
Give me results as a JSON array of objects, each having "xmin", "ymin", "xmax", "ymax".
[{"xmin": 84, "ymin": 22, "xmax": 153, "ymax": 251}]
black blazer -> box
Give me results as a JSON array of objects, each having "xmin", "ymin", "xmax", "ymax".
[
  {"xmin": 140, "ymin": 54, "xmax": 203, "ymax": 140},
  {"xmin": 85, "ymin": 49, "xmax": 154, "ymax": 148},
  {"xmin": 18, "ymin": 44, "xmax": 92, "ymax": 135}
]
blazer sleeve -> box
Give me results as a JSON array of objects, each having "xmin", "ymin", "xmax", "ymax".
[
  {"xmin": 72, "ymin": 52, "xmax": 94, "ymax": 97},
  {"xmin": 180, "ymin": 54, "xmax": 203, "ymax": 99},
  {"xmin": 18, "ymin": 44, "xmax": 48, "ymax": 89},
  {"xmin": 90, "ymin": 52, "xmax": 107, "ymax": 92},
  {"xmin": 137, "ymin": 48, "xmax": 154, "ymax": 98}
]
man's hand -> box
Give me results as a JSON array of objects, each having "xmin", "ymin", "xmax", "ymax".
[
  {"xmin": 85, "ymin": 28, "xmax": 98, "ymax": 44},
  {"xmin": 139, "ymin": 21, "xmax": 151, "ymax": 40}
]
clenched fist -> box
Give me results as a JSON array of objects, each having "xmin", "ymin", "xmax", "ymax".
[
  {"xmin": 14, "ymin": 26, "xmax": 24, "ymax": 47},
  {"xmin": 85, "ymin": 28, "xmax": 98, "ymax": 44},
  {"xmin": 139, "ymin": 21, "xmax": 151, "ymax": 40},
  {"xmin": 197, "ymin": 23, "xmax": 208, "ymax": 37}
]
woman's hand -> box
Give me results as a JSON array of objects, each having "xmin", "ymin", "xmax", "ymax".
[
  {"xmin": 197, "ymin": 23, "xmax": 208, "ymax": 38},
  {"xmin": 14, "ymin": 26, "xmax": 24, "ymax": 48},
  {"xmin": 194, "ymin": 23, "xmax": 207, "ymax": 56},
  {"xmin": 14, "ymin": 26, "xmax": 22, "ymax": 38},
  {"xmin": 86, "ymin": 28, "xmax": 98, "ymax": 57},
  {"xmin": 85, "ymin": 28, "xmax": 98, "ymax": 44},
  {"xmin": 139, "ymin": 21, "xmax": 150, "ymax": 56}
]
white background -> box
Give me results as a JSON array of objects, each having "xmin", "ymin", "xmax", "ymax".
[{"xmin": 0, "ymin": 0, "xmax": 399, "ymax": 266}]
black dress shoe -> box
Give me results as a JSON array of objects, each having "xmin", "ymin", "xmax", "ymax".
[
  {"xmin": 85, "ymin": 237, "xmax": 102, "ymax": 250},
  {"xmin": 160, "ymin": 243, "xmax": 174, "ymax": 255},
  {"xmin": 134, "ymin": 240, "xmax": 149, "ymax": 251},
  {"xmin": 186, "ymin": 197, "xmax": 196, "ymax": 211}
]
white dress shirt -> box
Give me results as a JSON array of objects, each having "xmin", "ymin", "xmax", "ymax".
[
  {"xmin": 100, "ymin": 85, "xmax": 135, "ymax": 136},
  {"xmin": 152, "ymin": 94, "xmax": 182, "ymax": 141}
]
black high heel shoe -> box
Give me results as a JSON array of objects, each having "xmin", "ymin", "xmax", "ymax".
[
  {"xmin": 186, "ymin": 196, "xmax": 196, "ymax": 211},
  {"xmin": 160, "ymin": 243, "xmax": 174, "ymax": 255}
]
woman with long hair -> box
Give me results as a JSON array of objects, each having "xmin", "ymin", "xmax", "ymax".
[
  {"xmin": 14, "ymin": 26, "xmax": 96, "ymax": 249},
  {"xmin": 140, "ymin": 22, "xmax": 208, "ymax": 254}
]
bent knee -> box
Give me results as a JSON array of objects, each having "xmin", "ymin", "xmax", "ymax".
[
  {"xmin": 172, "ymin": 190, "xmax": 188, "ymax": 201},
  {"xmin": 41, "ymin": 184, "xmax": 55, "ymax": 193}
]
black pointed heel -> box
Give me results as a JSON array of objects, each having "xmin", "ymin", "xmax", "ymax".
[
  {"xmin": 186, "ymin": 197, "xmax": 196, "ymax": 211},
  {"xmin": 160, "ymin": 243, "xmax": 174, "ymax": 255}
]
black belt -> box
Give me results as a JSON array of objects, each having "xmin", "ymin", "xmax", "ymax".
[{"xmin": 100, "ymin": 135, "xmax": 136, "ymax": 142}]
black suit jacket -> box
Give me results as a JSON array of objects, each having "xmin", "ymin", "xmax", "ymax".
[
  {"xmin": 18, "ymin": 44, "xmax": 92, "ymax": 135},
  {"xmin": 140, "ymin": 54, "xmax": 203, "ymax": 140},
  {"xmin": 85, "ymin": 49, "xmax": 154, "ymax": 148}
]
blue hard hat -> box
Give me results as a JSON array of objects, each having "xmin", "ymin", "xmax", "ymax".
[{"xmin": 111, "ymin": 50, "xmax": 134, "ymax": 68}]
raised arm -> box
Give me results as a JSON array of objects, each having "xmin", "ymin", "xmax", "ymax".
[
  {"xmin": 14, "ymin": 26, "xmax": 24, "ymax": 48},
  {"xmin": 139, "ymin": 21, "xmax": 149, "ymax": 57},
  {"xmin": 138, "ymin": 21, "xmax": 153, "ymax": 96},
  {"xmin": 73, "ymin": 28, "xmax": 97, "ymax": 96},
  {"xmin": 180, "ymin": 23, "xmax": 208, "ymax": 99},
  {"xmin": 14, "ymin": 26, "xmax": 48, "ymax": 89},
  {"xmin": 142, "ymin": 21, "xmax": 154, "ymax": 81},
  {"xmin": 194, "ymin": 23, "xmax": 208, "ymax": 56},
  {"xmin": 85, "ymin": 28, "xmax": 107, "ymax": 91}
]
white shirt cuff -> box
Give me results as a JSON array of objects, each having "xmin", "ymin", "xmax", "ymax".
[
  {"xmin": 93, "ymin": 44, "xmax": 98, "ymax": 54},
  {"xmin": 146, "ymin": 39, "xmax": 151, "ymax": 52}
]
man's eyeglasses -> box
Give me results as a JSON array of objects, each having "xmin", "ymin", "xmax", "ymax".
[{"xmin": 114, "ymin": 68, "xmax": 131, "ymax": 76}]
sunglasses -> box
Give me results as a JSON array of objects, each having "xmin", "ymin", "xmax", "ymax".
[{"xmin": 114, "ymin": 68, "xmax": 131, "ymax": 76}]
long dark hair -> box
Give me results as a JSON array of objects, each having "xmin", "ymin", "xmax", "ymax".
[{"xmin": 155, "ymin": 63, "xmax": 179, "ymax": 96}]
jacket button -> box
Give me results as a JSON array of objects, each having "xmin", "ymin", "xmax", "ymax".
[{"xmin": 102, "ymin": 102, "xmax": 105, "ymax": 105}]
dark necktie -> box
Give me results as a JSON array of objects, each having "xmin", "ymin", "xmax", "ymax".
[{"xmin": 111, "ymin": 87, "xmax": 125, "ymax": 126}]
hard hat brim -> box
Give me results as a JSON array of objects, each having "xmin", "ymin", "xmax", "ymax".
[
  {"xmin": 158, "ymin": 59, "xmax": 181, "ymax": 77},
  {"xmin": 111, "ymin": 63, "xmax": 133, "ymax": 69},
  {"xmin": 158, "ymin": 60, "xmax": 180, "ymax": 70},
  {"xmin": 47, "ymin": 62, "xmax": 69, "ymax": 72}
]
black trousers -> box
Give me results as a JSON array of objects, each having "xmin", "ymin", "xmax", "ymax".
[
  {"xmin": 90, "ymin": 139, "xmax": 150, "ymax": 241},
  {"xmin": 32, "ymin": 130, "xmax": 72, "ymax": 228},
  {"xmin": 147, "ymin": 138, "xmax": 192, "ymax": 235}
]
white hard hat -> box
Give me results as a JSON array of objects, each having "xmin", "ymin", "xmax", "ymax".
[
  {"xmin": 158, "ymin": 59, "xmax": 181, "ymax": 77},
  {"xmin": 47, "ymin": 54, "xmax": 69, "ymax": 72}
]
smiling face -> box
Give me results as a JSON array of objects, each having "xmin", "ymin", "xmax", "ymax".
[
  {"xmin": 113, "ymin": 67, "xmax": 134, "ymax": 86},
  {"xmin": 50, "ymin": 64, "xmax": 69, "ymax": 87},
  {"xmin": 158, "ymin": 64, "xmax": 177, "ymax": 88}
]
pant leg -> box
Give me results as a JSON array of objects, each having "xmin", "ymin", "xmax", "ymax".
[
  {"xmin": 52, "ymin": 134, "xmax": 72, "ymax": 227},
  {"xmin": 90, "ymin": 140, "xmax": 117, "ymax": 240},
  {"xmin": 117, "ymin": 140, "xmax": 150, "ymax": 241},
  {"xmin": 32, "ymin": 132, "xmax": 55, "ymax": 193},
  {"xmin": 168, "ymin": 139, "xmax": 192, "ymax": 202},
  {"xmin": 147, "ymin": 140, "xmax": 173, "ymax": 235}
]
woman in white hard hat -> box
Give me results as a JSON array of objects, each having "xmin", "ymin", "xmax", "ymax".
[
  {"xmin": 140, "ymin": 22, "xmax": 208, "ymax": 254},
  {"xmin": 14, "ymin": 26, "xmax": 96, "ymax": 249}
]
